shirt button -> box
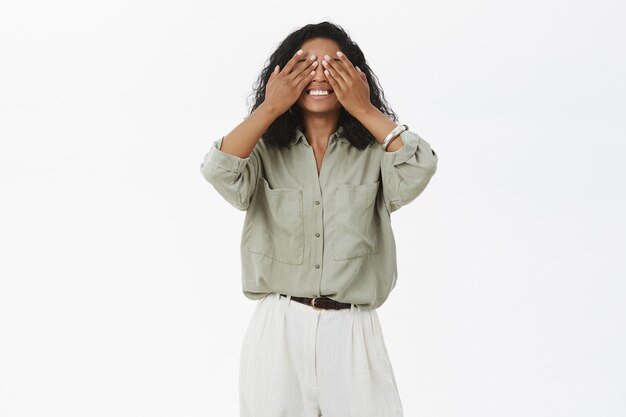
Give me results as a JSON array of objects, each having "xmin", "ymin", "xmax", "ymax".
[
  {"xmin": 315, "ymin": 232, "xmax": 320, "ymax": 237},
  {"xmin": 314, "ymin": 264, "xmax": 320, "ymax": 269},
  {"xmin": 314, "ymin": 200, "xmax": 320, "ymax": 205}
]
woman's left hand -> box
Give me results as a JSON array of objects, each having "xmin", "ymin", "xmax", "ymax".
[{"xmin": 323, "ymin": 51, "xmax": 372, "ymax": 116}]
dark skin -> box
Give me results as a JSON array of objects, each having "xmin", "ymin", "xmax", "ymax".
[
  {"xmin": 218, "ymin": 38, "xmax": 403, "ymax": 175},
  {"xmin": 291, "ymin": 38, "xmax": 405, "ymax": 175},
  {"xmin": 318, "ymin": 45, "xmax": 405, "ymax": 152}
]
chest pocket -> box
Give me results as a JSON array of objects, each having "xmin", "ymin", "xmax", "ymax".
[
  {"xmin": 245, "ymin": 177, "xmax": 304, "ymax": 265},
  {"xmin": 330, "ymin": 181, "xmax": 381, "ymax": 260}
]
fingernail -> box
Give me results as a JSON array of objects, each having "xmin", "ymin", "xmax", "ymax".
[
  {"xmin": 337, "ymin": 51, "xmax": 343, "ymax": 57},
  {"xmin": 297, "ymin": 49, "xmax": 303, "ymax": 55}
]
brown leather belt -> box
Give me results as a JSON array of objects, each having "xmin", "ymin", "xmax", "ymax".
[{"xmin": 280, "ymin": 294, "xmax": 353, "ymax": 310}]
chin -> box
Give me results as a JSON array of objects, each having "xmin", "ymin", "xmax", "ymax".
[{"xmin": 296, "ymin": 98, "xmax": 341, "ymax": 114}]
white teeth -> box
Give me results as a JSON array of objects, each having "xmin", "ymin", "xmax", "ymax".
[{"xmin": 308, "ymin": 90, "xmax": 331, "ymax": 96}]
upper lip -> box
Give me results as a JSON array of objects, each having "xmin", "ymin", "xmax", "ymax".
[{"xmin": 306, "ymin": 87, "xmax": 334, "ymax": 92}]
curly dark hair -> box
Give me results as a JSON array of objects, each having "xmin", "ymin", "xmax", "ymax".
[{"xmin": 246, "ymin": 21, "xmax": 399, "ymax": 150}]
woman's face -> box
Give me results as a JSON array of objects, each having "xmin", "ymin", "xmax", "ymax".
[{"xmin": 295, "ymin": 37, "xmax": 343, "ymax": 115}]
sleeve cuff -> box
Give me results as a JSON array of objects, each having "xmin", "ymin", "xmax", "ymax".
[
  {"xmin": 204, "ymin": 136, "xmax": 252, "ymax": 173},
  {"xmin": 382, "ymin": 130, "xmax": 420, "ymax": 166}
]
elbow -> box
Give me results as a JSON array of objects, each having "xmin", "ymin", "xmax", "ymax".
[
  {"xmin": 398, "ymin": 168, "xmax": 436, "ymax": 205},
  {"xmin": 428, "ymin": 157, "xmax": 438, "ymax": 178},
  {"xmin": 423, "ymin": 146, "xmax": 438, "ymax": 177},
  {"xmin": 199, "ymin": 163, "xmax": 252, "ymax": 211},
  {"xmin": 199, "ymin": 162, "xmax": 213, "ymax": 183},
  {"xmin": 200, "ymin": 162, "xmax": 223, "ymax": 186},
  {"xmin": 229, "ymin": 200, "xmax": 250, "ymax": 211}
]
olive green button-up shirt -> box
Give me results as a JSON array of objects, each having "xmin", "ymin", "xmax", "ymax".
[{"xmin": 200, "ymin": 125, "xmax": 438, "ymax": 310}]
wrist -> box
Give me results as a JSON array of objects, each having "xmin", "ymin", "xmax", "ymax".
[
  {"xmin": 384, "ymin": 134, "xmax": 403, "ymax": 152},
  {"xmin": 257, "ymin": 101, "xmax": 282, "ymax": 119},
  {"xmin": 352, "ymin": 104, "xmax": 378, "ymax": 120}
]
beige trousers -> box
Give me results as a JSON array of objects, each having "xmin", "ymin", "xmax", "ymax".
[{"xmin": 239, "ymin": 292, "xmax": 404, "ymax": 417}]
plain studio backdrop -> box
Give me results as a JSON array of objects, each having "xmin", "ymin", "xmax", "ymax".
[{"xmin": 1, "ymin": 1, "xmax": 625, "ymax": 416}]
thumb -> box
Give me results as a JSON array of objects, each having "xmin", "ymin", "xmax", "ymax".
[
  {"xmin": 356, "ymin": 66, "xmax": 367, "ymax": 80},
  {"xmin": 270, "ymin": 65, "xmax": 279, "ymax": 79}
]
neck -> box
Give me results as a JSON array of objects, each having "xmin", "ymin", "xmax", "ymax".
[{"xmin": 301, "ymin": 111, "xmax": 340, "ymax": 147}]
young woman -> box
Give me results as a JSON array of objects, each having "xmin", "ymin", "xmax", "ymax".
[{"xmin": 200, "ymin": 21, "xmax": 438, "ymax": 417}]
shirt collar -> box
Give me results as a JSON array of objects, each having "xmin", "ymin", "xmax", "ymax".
[{"xmin": 291, "ymin": 126, "xmax": 348, "ymax": 146}]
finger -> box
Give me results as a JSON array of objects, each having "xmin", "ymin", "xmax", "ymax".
[
  {"xmin": 323, "ymin": 59, "xmax": 347, "ymax": 91},
  {"xmin": 336, "ymin": 51, "xmax": 358, "ymax": 79},
  {"xmin": 282, "ymin": 49, "xmax": 305, "ymax": 74},
  {"xmin": 296, "ymin": 66, "xmax": 317, "ymax": 90},
  {"xmin": 296, "ymin": 59, "xmax": 318, "ymax": 86},
  {"xmin": 296, "ymin": 58, "xmax": 318, "ymax": 82},
  {"xmin": 290, "ymin": 53, "xmax": 317, "ymax": 81},
  {"xmin": 269, "ymin": 64, "xmax": 279, "ymax": 81},
  {"xmin": 324, "ymin": 67, "xmax": 342, "ymax": 95},
  {"xmin": 356, "ymin": 66, "xmax": 367, "ymax": 82},
  {"xmin": 322, "ymin": 54, "xmax": 348, "ymax": 84}
]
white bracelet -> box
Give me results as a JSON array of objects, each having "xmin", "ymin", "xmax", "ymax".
[{"xmin": 381, "ymin": 124, "xmax": 408, "ymax": 151}]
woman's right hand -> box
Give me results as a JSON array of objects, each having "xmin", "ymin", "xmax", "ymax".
[{"xmin": 263, "ymin": 49, "xmax": 318, "ymax": 116}]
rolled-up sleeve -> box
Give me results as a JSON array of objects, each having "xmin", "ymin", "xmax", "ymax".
[
  {"xmin": 199, "ymin": 136, "xmax": 261, "ymax": 211},
  {"xmin": 380, "ymin": 129, "xmax": 438, "ymax": 213}
]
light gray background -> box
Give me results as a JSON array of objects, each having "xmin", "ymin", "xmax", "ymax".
[{"xmin": 1, "ymin": 1, "xmax": 625, "ymax": 416}]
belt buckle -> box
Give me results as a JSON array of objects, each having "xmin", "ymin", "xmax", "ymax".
[{"xmin": 310, "ymin": 297, "xmax": 323, "ymax": 310}]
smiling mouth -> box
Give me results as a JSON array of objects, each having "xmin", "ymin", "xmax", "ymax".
[{"xmin": 305, "ymin": 89, "xmax": 335, "ymax": 97}]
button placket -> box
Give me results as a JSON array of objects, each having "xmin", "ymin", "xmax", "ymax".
[
  {"xmin": 307, "ymin": 146, "xmax": 327, "ymax": 275},
  {"xmin": 313, "ymin": 197, "xmax": 323, "ymax": 270}
]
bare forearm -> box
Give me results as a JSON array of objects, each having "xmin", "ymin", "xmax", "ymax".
[
  {"xmin": 219, "ymin": 102, "xmax": 281, "ymax": 158},
  {"xmin": 353, "ymin": 105, "xmax": 405, "ymax": 152}
]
